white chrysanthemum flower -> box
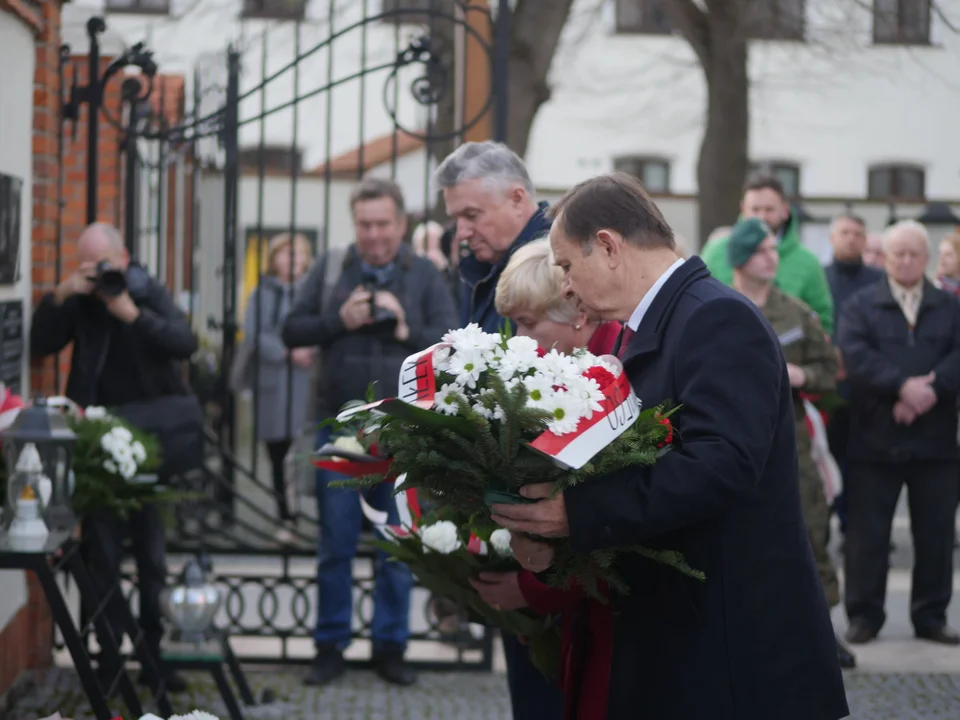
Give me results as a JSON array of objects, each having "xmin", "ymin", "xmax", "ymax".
[
  {"xmin": 169, "ymin": 711, "xmax": 221, "ymax": 720},
  {"xmin": 447, "ymin": 348, "xmax": 488, "ymax": 389},
  {"xmin": 103, "ymin": 459, "xmax": 118, "ymax": 474},
  {"xmin": 490, "ymin": 528, "xmax": 512, "ymax": 556},
  {"xmin": 120, "ymin": 460, "xmax": 138, "ymax": 480},
  {"xmin": 111, "ymin": 426, "xmax": 134, "ymax": 444},
  {"xmin": 420, "ymin": 521, "xmax": 462, "ymax": 554},
  {"xmin": 496, "ymin": 337, "xmax": 540, "ymax": 379},
  {"xmin": 573, "ymin": 350, "xmax": 603, "ymax": 373},
  {"xmin": 524, "ymin": 374, "xmax": 556, "ymax": 411},
  {"xmin": 443, "ymin": 324, "xmax": 500, "ymax": 354},
  {"xmin": 332, "ymin": 435, "xmax": 365, "ymax": 454},
  {"xmin": 131, "ymin": 441, "xmax": 148, "ymax": 464},
  {"xmin": 565, "ymin": 375, "xmax": 605, "ymax": 418},
  {"xmin": 472, "ymin": 388, "xmax": 505, "ymax": 422},
  {"xmin": 85, "ymin": 406, "xmax": 109, "ymax": 420},
  {"xmin": 536, "ymin": 349, "xmax": 582, "ymax": 386},
  {"xmin": 432, "ymin": 345, "xmax": 453, "ymax": 372},
  {"xmin": 434, "ymin": 383, "xmax": 465, "ymax": 416},
  {"xmin": 545, "ymin": 391, "xmax": 584, "ymax": 435}
]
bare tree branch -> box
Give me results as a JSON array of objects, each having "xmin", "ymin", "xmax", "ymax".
[{"xmin": 665, "ymin": 0, "xmax": 711, "ymax": 63}]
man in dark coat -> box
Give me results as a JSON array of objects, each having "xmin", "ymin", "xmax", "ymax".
[
  {"xmin": 823, "ymin": 213, "xmax": 884, "ymax": 537},
  {"xmin": 31, "ymin": 221, "xmax": 199, "ymax": 694},
  {"xmin": 492, "ymin": 173, "xmax": 848, "ymax": 720},
  {"xmin": 838, "ymin": 220, "xmax": 960, "ymax": 647}
]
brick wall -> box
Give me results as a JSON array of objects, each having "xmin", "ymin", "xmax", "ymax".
[{"xmin": 0, "ymin": 573, "xmax": 54, "ymax": 697}]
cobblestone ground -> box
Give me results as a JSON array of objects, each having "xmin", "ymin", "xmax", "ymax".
[{"xmin": 7, "ymin": 667, "xmax": 960, "ymax": 719}]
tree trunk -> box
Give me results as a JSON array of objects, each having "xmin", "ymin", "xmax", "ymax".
[
  {"xmin": 506, "ymin": 0, "xmax": 576, "ymax": 157},
  {"xmin": 695, "ymin": 26, "xmax": 749, "ymax": 245}
]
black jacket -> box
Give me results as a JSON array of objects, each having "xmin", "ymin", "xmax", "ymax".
[
  {"xmin": 282, "ymin": 244, "xmax": 458, "ymax": 419},
  {"xmin": 565, "ymin": 258, "xmax": 847, "ymax": 720},
  {"xmin": 838, "ymin": 278, "xmax": 960, "ymax": 463},
  {"xmin": 824, "ymin": 260, "xmax": 884, "ymax": 342},
  {"xmin": 30, "ymin": 275, "xmax": 198, "ymax": 407}
]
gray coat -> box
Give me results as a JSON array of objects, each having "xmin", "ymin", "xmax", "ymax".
[{"xmin": 244, "ymin": 275, "xmax": 311, "ymax": 442}]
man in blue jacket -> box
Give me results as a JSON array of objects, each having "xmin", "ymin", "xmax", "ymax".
[
  {"xmin": 436, "ymin": 140, "xmax": 553, "ymax": 334},
  {"xmin": 435, "ymin": 141, "xmax": 563, "ymax": 719}
]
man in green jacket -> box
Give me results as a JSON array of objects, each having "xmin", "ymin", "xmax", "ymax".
[{"xmin": 701, "ymin": 175, "xmax": 835, "ymax": 334}]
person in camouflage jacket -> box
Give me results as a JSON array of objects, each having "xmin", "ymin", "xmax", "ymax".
[{"xmin": 728, "ymin": 218, "xmax": 855, "ymax": 670}]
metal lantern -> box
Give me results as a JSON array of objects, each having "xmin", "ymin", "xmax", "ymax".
[
  {"xmin": 2, "ymin": 401, "xmax": 77, "ymax": 532},
  {"xmin": 2, "ymin": 442, "xmax": 51, "ymax": 548},
  {"xmin": 160, "ymin": 554, "xmax": 222, "ymax": 644}
]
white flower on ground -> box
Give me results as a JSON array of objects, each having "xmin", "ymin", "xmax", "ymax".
[
  {"xmin": 447, "ymin": 348, "xmax": 488, "ymax": 389},
  {"xmin": 434, "ymin": 383, "xmax": 466, "ymax": 416},
  {"xmin": 490, "ymin": 529, "xmax": 512, "ymax": 556},
  {"xmin": 544, "ymin": 391, "xmax": 584, "ymax": 435},
  {"xmin": 85, "ymin": 406, "xmax": 109, "ymax": 421},
  {"xmin": 420, "ymin": 521, "xmax": 462, "ymax": 554}
]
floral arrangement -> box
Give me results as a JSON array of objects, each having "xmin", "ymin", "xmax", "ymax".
[
  {"xmin": 319, "ymin": 324, "xmax": 703, "ymax": 601},
  {"xmin": 0, "ymin": 400, "xmax": 193, "ymax": 520},
  {"xmin": 138, "ymin": 711, "xmax": 220, "ymax": 720},
  {"xmin": 380, "ymin": 516, "xmax": 562, "ymax": 677}
]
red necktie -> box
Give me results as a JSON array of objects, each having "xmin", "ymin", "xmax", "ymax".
[{"xmin": 617, "ymin": 326, "xmax": 636, "ymax": 360}]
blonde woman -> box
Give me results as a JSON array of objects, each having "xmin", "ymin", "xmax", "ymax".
[
  {"xmin": 471, "ymin": 237, "xmax": 620, "ymax": 720},
  {"xmin": 936, "ymin": 231, "xmax": 960, "ymax": 296},
  {"xmin": 244, "ymin": 232, "xmax": 315, "ymax": 542}
]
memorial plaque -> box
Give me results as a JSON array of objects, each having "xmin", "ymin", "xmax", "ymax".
[
  {"xmin": 0, "ymin": 301, "xmax": 24, "ymax": 395},
  {"xmin": 0, "ymin": 174, "xmax": 22, "ymax": 285}
]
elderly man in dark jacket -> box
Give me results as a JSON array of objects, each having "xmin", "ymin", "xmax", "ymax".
[
  {"xmin": 31, "ymin": 221, "xmax": 199, "ymax": 694},
  {"xmin": 283, "ymin": 177, "xmax": 458, "ymax": 688},
  {"xmin": 838, "ymin": 219, "xmax": 960, "ymax": 647},
  {"xmin": 436, "ymin": 141, "xmax": 564, "ymax": 720},
  {"xmin": 492, "ymin": 174, "xmax": 848, "ymax": 720}
]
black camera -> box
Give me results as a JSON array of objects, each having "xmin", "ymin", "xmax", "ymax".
[
  {"xmin": 362, "ymin": 275, "xmax": 398, "ymax": 333},
  {"xmin": 92, "ymin": 261, "xmax": 127, "ymax": 297}
]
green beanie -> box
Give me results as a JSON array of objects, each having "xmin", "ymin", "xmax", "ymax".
[{"xmin": 727, "ymin": 218, "xmax": 773, "ymax": 268}]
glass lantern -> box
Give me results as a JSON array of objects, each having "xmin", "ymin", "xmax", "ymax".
[
  {"xmin": 160, "ymin": 554, "xmax": 222, "ymax": 644},
  {"xmin": 2, "ymin": 400, "xmax": 77, "ymax": 532},
  {"xmin": 2, "ymin": 442, "xmax": 50, "ymax": 546}
]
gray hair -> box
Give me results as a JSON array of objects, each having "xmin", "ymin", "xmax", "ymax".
[
  {"xmin": 883, "ymin": 219, "xmax": 929, "ymax": 253},
  {"xmin": 435, "ymin": 141, "xmax": 535, "ymax": 198}
]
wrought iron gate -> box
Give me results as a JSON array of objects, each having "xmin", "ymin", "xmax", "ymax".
[{"xmin": 58, "ymin": 1, "xmax": 511, "ymax": 668}]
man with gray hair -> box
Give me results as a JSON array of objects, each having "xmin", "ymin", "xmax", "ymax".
[
  {"xmin": 436, "ymin": 141, "xmax": 563, "ymax": 719},
  {"xmin": 436, "ymin": 140, "xmax": 552, "ymax": 333},
  {"xmin": 839, "ymin": 219, "xmax": 960, "ymax": 647}
]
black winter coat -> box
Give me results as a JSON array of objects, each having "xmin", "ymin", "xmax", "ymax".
[
  {"xmin": 838, "ymin": 278, "xmax": 960, "ymax": 463},
  {"xmin": 565, "ymin": 258, "xmax": 848, "ymax": 720}
]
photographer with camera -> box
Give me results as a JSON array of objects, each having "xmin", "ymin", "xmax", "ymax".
[
  {"xmin": 30, "ymin": 222, "xmax": 201, "ymax": 694},
  {"xmin": 283, "ymin": 177, "xmax": 458, "ymax": 688}
]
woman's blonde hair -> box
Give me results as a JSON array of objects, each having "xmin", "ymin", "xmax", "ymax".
[
  {"xmin": 937, "ymin": 230, "xmax": 960, "ymax": 277},
  {"xmin": 495, "ymin": 237, "xmax": 579, "ymax": 323},
  {"xmin": 267, "ymin": 232, "xmax": 313, "ymax": 275}
]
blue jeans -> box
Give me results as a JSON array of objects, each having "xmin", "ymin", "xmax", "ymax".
[
  {"xmin": 314, "ymin": 426, "xmax": 413, "ymax": 650},
  {"xmin": 503, "ymin": 632, "xmax": 564, "ymax": 719}
]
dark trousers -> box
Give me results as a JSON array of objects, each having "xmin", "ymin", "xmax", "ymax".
[
  {"xmin": 502, "ymin": 631, "xmax": 564, "ymax": 720},
  {"xmin": 827, "ymin": 406, "xmax": 850, "ymax": 533},
  {"xmin": 82, "ymin": 505, "xmax": 168, "ymax": 656},
  {"xmin": 844, "ymin": 460, "xmax": 959, "ymax": 633},
  {"xmin": 266, "ymin": 439, "xmax": 292, "ymax": 521}
]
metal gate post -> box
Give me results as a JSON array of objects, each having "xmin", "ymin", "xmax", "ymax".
[
  {"xmin": 492, "ymin": 0, "xmax": 511, "ymax": 144},
  {"xmin": 121, "ymin": 78, "xmax": 142, "ymax": 257},
  {"xmin": 218, "ymin": 47, "xmax": 242, "ymax": 518}
]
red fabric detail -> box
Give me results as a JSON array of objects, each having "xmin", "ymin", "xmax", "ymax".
[
  {"xmin": 517, "ymin": 571, "xmax": 581, "ymax": 616},
  {"xmin": 587, "ymin": 322, "xmax": 623, "ymax": 356},
  {"xmin": 616, "ymin": 326, "xmax": 636, "ymax": 360},
  {"xmin": 311, "ymin": 458, "xmax": 394, "ymax": 477},
  {"xmin": 583, "ymin": 366, "xmax": 616, "ymax": 389}
]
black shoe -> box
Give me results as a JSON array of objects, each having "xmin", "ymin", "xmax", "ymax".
[
  {"xmin": 845, "ymin": 620, "xmax": 878, "ymax": 645},
  {"xmin": 836, "ymin": 637, "xmax": 857, "ymax": 669},
  {"xmin": 915, "ymin": 625, "xmax": 960, "ymax": 646},
  {"xmin": 374, "ymin": 643, "xmax": 417, "ymax": 687},
  {"xmin": 137, "ymin": 668, "xmax": 189, "ymax": 694},
  {"xmin": 304, "ymin": 644, "xmax": 345, "ymax": 686}
]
